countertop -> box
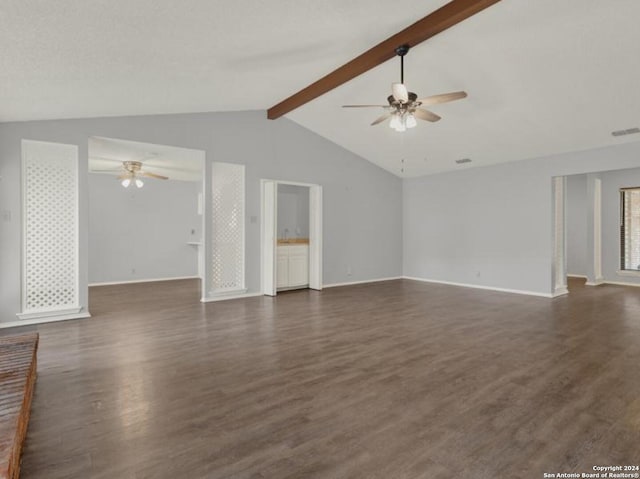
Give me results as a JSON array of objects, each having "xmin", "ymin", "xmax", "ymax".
[{"xmin": 277, "ymin": 238, "xmax": 309, "ymax": 245}]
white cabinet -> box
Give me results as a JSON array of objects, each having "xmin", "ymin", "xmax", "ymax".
[
  {"xmin": 277, "ymin": 244, "xmax": 309, "ymax": 289},
  {"xmin": 276, "ymin": 252, "xmax": 289, "ymax": 288}
]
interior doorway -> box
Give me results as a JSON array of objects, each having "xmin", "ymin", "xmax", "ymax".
[
  {"xmin": 261, "ymin": 180, "xmax": 322, "ymax": 296},
  {"xmin": 554, "ymin": 167, "xmax": 640, "ymax": 295},
  {"xmin": 87, "ymin": 137, "xmax": 206, "ymax": 308}
]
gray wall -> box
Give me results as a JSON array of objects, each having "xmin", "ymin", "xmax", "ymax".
[
  {"xmin": 403, "ymin": 141, "xmax": 640, "ymax": 296},
  {"xmin": 88, "ymin": 173, "xmax": 201, "ymax": 284},
  {"xmin": 277, "ymin": 184, "xmax": 309, "ymax": 239},
  {"xmin": 0, "ymin": 110, "xmax": 402, "ymax": 322},
  {"xmin": 566, "ymin": 174, "xmax": 587, "ymax": 276}
]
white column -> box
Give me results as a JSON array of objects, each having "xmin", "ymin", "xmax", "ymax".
[
  {"xmin": 552, "ymin": 176, "xmax": 568, "ymax": 296},
  {"xmin": 209, "ymin": 162, "xmax": 246, "ymax": 296},
  {"xmin": 586, "ymin": 174, "xmax": 603, "ymax": 285},
  {"xmin": 17, "ymin": 140, "xmax": 89, "ymax": 322}
]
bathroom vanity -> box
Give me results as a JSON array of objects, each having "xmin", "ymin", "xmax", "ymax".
[{"xmin": 276, "ymin": 238, "xmax": 309, "ymax": 290}]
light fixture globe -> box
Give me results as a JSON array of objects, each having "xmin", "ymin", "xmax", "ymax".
[
  {"xmin": 121, "ymin": 178, "xmax": 131, "ymax": 188},
  {"xmin": 135, "ymin": 178, "xmax": 144, "ymax": 188}
]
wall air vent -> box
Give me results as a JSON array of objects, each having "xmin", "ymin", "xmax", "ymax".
[
  {"xmin": 612, "ymin": 127, "xmax": 640, "ymax": 137},
  {"xmin": 455, "ymin": 158, "xmax": 472, "ymax": 164}
]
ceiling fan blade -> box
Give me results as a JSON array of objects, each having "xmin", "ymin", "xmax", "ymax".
[
  {"xmin": 392, "ymin": 83, "xmax": 409, "ymax": 103},
  {"xmin": 418, "ymin": 91, "xmax": 467, "ymax": 106},
  {"xmin": 141, "ymin": 171, "xmax": 169, "ymax": 180},
  {"xmin": 342, "ymin": 104, "xmax": 388, "ymax": 108},
  {"xmin": 414, "ymin": 108, "xmax": 441, "ymax": 122},
  {"xmin": 370, "ymin": 113, "xmax": 391, "ymax": 126},
  {"xmin": 117, "ymin": 174, "xmax": 131, "ymax": 180},
  {"xmin": 89, "ymin": 155, "xmax": 126, "ymax": 163}
]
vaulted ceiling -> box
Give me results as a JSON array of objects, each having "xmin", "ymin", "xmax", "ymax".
[{"xmin": 3, "ymin": 1, "xmax": 640, "ymax": 177}]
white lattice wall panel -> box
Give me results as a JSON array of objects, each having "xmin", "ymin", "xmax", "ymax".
[
  {"xmin": 22, "ymin": 140, "xmax": 79, "ymax": 313},
  {"xmin": 211, "ymin": 162, "xmax": 245, "ymax": 293}
]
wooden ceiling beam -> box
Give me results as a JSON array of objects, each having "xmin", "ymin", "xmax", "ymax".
[{"xmin": 267, "ymin": 0, "xmax": 502, "ymax": 120}]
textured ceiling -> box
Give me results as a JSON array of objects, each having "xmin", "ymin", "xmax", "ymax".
[
  {"xmin": 1, "ymin": 0, "xmax": 444, "ymax": 121},
  {"xmin": 3, "ymin": 1, "xmax": 640, "ymax": 177}
]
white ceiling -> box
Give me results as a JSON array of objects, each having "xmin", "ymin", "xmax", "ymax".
[
  {"xmin": 289, "ymin": 0, "xmax": 640, "ymax": 176},
  {"xmin": 89, "ymin": 137, "xmax": 203, "ymax": 182},
  {"xmin": 4, "ymin": 1, "xmax": 640, "ymax": 177}
]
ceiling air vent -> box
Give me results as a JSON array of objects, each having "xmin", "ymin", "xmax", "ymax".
[
  {"xmin": 455, "ymin": 158, "xmax": 472, "ymax": 164},
  {"xmin": 612, "ymin": 127, "xmax": 640, "ymax": 137}
]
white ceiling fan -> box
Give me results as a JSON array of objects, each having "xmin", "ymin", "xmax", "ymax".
[
  {"xmin": 342, "ymin": 44, "xmax": 467, "ymax": 132},
  {"xmin": 92, "ymin": 159, "xmax": 169, "ymax": 188}
]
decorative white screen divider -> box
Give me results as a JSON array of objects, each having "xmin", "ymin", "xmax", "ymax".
[
  {"xmin": 19, "ymin": 140, "xmax": 81, "ymax": 320},
  {"xmin": 211, "ymin": 162, "xmax": 245, "ymax": 294}
]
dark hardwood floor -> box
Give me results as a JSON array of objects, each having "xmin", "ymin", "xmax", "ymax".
[{"xmin": 5, "ymin": 278, "xmax": 640, "ymax": 478}]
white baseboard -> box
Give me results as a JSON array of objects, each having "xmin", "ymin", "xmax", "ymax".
[
  {"xmin": 323, "ymin": 276, "xmax": 403, "ymax": 288},
  {"xmin": 552, "ymin": 286, "xmax": 569, "ymax": 298},
  {"xmin": 602, "ymin": 280, "xmax": 640, "ymax": 288},
  {"xmin": 89, "ymin": 276, "xmax": 199, "ymax": 287},
  {"xmin": 567, "ymin": 274, "xmax": 587, "ymax": 279},
  {"xmin": 16, "ymin": 306, "xmax": 83, "ymax": 320},
  {"xmin": 402, "ymin": 276, "xmax": 554, "ymax": 298},
  {"xmin": 201, "ymin": 291, "xmax": 263, "ymax": 302},
  {"xmin": 1, "ymin": 311, "xmax": 91, "ymax": 329}
]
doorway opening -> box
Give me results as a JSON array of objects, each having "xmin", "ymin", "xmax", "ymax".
[
  {"xmin": 553, "ymin": 167, "xmax": 640, "ymax": 296},
  {"xmin": 87, "ymin": 136, "xmax": 205, "ymax": 312},
  {"xmin": 261, "ymin": 180, "xmax": 322, "ymax": 296}
]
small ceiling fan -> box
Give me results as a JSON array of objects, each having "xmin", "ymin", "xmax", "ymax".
[
  {"xmin": 93, "ymin": 160, "xmax": 169, "ymax": 188},
  {"xmin": 119, "ymin": 161, "xmax": 168, "ymax": 188},
  {"xmin": 342, "ymin": 44, "xmax": 467, "ymax": 132}
]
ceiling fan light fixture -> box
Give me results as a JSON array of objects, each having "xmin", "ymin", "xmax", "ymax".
[
  {"xmin": 135, "ymin": 178, "xmax": 144, "ymax": 188},
  {"xmin": 394, "ymin": 119, "xmax": 407, "ymax": 133},
  {"xmin": 341, "ymin": 43, "xmax": 466, "ymax": 133},
  {"xmin": 392, "ymin": 82, "xmax": 409, "ymax": 103},
  {"xmin": 121, "ymin": 178, "xmax": 131, "ymax": 188}
]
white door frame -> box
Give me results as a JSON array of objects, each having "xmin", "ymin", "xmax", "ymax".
[
  {"xmin": 261, "ymin": 180, "xmax": 277, "ymax": 296},
  {"xmin": 554, "ymin": 174, "xmax": 604, "ymax": 294},
  {"xmin": 260, "ymin": 179, "xmax": 322, "ymax": 296}
]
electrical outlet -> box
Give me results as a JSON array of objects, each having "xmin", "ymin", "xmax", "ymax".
[
  {"xmin": 2, "ymin": 210, "xmax": 11, "ymax": 222},
  {"xmin": 347, "ymin": 265, "xmax": 352, "ymax": 276},
  {"xmin": 131, "ymin": 268, "xmax": 136, "ymax": 275},
  {"xmin": 476, "ymin": 271, "xmax": 481, "ymax": 278}
]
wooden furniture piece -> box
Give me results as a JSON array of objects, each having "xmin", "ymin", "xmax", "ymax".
[{"xmin": 0, "ymin": 333, "xmax": 39, "ymax": 479}]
